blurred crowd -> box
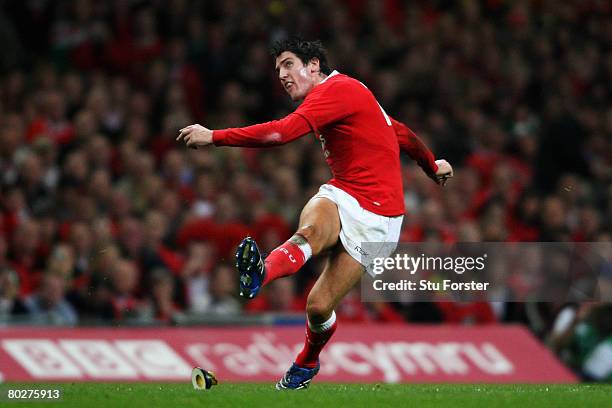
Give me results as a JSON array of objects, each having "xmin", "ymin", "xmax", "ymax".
[{"xmin": 0, "ymin": 0, "xmax": 610, "ymax": 376}]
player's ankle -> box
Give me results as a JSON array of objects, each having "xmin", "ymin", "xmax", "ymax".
[{"xmin": 294, "ymin": 359, "xmax": 319, "ymax": 369}]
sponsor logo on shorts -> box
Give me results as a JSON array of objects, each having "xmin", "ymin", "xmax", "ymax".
[{"xmin": 354, "ymin": 246, "xmax": 368, "ymax": 256}]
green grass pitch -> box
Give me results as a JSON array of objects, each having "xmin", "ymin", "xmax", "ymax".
[{"xmin": 2, "ymin": 383, "xmax": 610, "ymax": 408}]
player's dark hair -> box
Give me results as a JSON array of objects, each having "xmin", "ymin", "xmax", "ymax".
[{"xmin": 270, "ymin": 37, "xmax": 332, "ymax": 75}]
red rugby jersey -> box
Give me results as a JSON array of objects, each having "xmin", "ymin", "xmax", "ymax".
[{"xmin": 213, "ymin": 71, "xmax": 438, "ymax": 216}]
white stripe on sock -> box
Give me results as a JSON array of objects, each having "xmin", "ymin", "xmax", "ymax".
[
  {"xmin": 308, "ymin": 311, "xmax": 336, "ymax": 333},
  {"xmin": 297, "ymin": 241, "xmax": 312, "ymax": 261}
]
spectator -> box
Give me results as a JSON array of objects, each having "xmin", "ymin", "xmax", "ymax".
[
  {"xmin": 144, "ymin": 267, "xmax": 183, "ymax": 324},
  {"xmin": 108, "ymin": 259, "xmax": 142, "ymax": 322},
  {"xmin": 22, "ymin": 273, "xmax": 78, "ymax": 325},
  {"xmin": 181, "ymin": 241, "xmax": 214, "ymax": 313},
  {"xmin": 207, "ymin": 263, "xmax": 241, "ymax": 315},
  {"xmin": 0, "ymin": 267, "xmax": 27, "ymax": 319},
  {"xmin": 245, "ymin": 277, "xmax": 304, "ymax": 313}
]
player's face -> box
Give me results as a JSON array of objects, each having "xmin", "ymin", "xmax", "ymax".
[{"xmin": 275, "ymin": 51, "xmax": 318, "ymax": 101}]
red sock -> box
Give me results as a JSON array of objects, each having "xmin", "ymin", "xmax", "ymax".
[
  {"xmin": 295, "ymin": 312, "xmax": 337, "ymax": 368},
  {"xmin": 262, "ymin": 240, "xmax": 311, "ymax": 285}
]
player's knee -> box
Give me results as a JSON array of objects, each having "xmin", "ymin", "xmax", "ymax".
[
  {"xmin": 297, "ymin": 224, "xmax": 318, "ymax": 241},
  {"xmin": 296, "ymin": 224, "xmax": 324, "ymax": 254},
  {"xmin": 306, "ymin": 295, "xmax": 333, "ymax": 323}
]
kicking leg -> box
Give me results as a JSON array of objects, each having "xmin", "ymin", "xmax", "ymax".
[
  {"xmin": 237, "ymin": 196, "xmax": 340, "ymax": 299},
  {"xmin": 263, "ymin": 196, "xmax": 341, "ymax": 284}
]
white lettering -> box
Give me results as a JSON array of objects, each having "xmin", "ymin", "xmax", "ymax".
[
  {"xmin": 114, "ymin": 340, "xmax": 191, "ymax": 379},
  {"xmin": 2, "ymin": 340, "xmax": 82, "ymax": 378},
  {"xmin": 461, "ymin": 343, "xmax": 514, "ymax": 374},
  {"xmin": 184, "ymin": 344, "xmax": 217, "ymax": 371},
  {"xmin": 60, "ymin": 340, "xmax": 137, "ymax": 379},
  {"xmin": 213, "ymin": 343, "xmax": 260, "ymax": 375}
]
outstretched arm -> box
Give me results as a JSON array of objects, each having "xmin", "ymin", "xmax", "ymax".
[
  {"xmin": 177, "ymin": 114, "xmax": 311, "ymax": 149},
  {"xmin": 391, "ymin": 117, "xmax": 453, "ymax": 185}
]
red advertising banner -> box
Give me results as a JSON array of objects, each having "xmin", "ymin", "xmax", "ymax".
[{"xmin": 0, "ymin": 325, "xmax": 577, "ymax": 383}]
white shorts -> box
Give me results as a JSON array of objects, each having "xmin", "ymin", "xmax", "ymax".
[{"xmin": 312, "ymin": 184, "xmax": 404, "ymax": 277}]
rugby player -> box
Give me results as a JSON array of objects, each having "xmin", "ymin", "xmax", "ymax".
[{"xmin": 177, "ymin": 37, "xmax": 453, "ymax": 389}]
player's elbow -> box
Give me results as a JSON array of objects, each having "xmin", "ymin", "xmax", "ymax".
[{"xmin": 260, "ymin": 131, "xmax": 286, "ymax": 145}]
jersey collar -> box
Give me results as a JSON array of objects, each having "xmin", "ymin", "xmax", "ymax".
[{"xmin": 320, "ymin": 70, "xmax": 339, "ymax": 84}]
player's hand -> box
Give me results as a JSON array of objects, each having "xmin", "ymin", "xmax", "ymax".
[
  {"xmin": 176, "ymin": 124, "xmax": 213, "ymax": 149},
  {"xmin": 434, "ymin": 159, "xmax": 453, "ymax": 186}
]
